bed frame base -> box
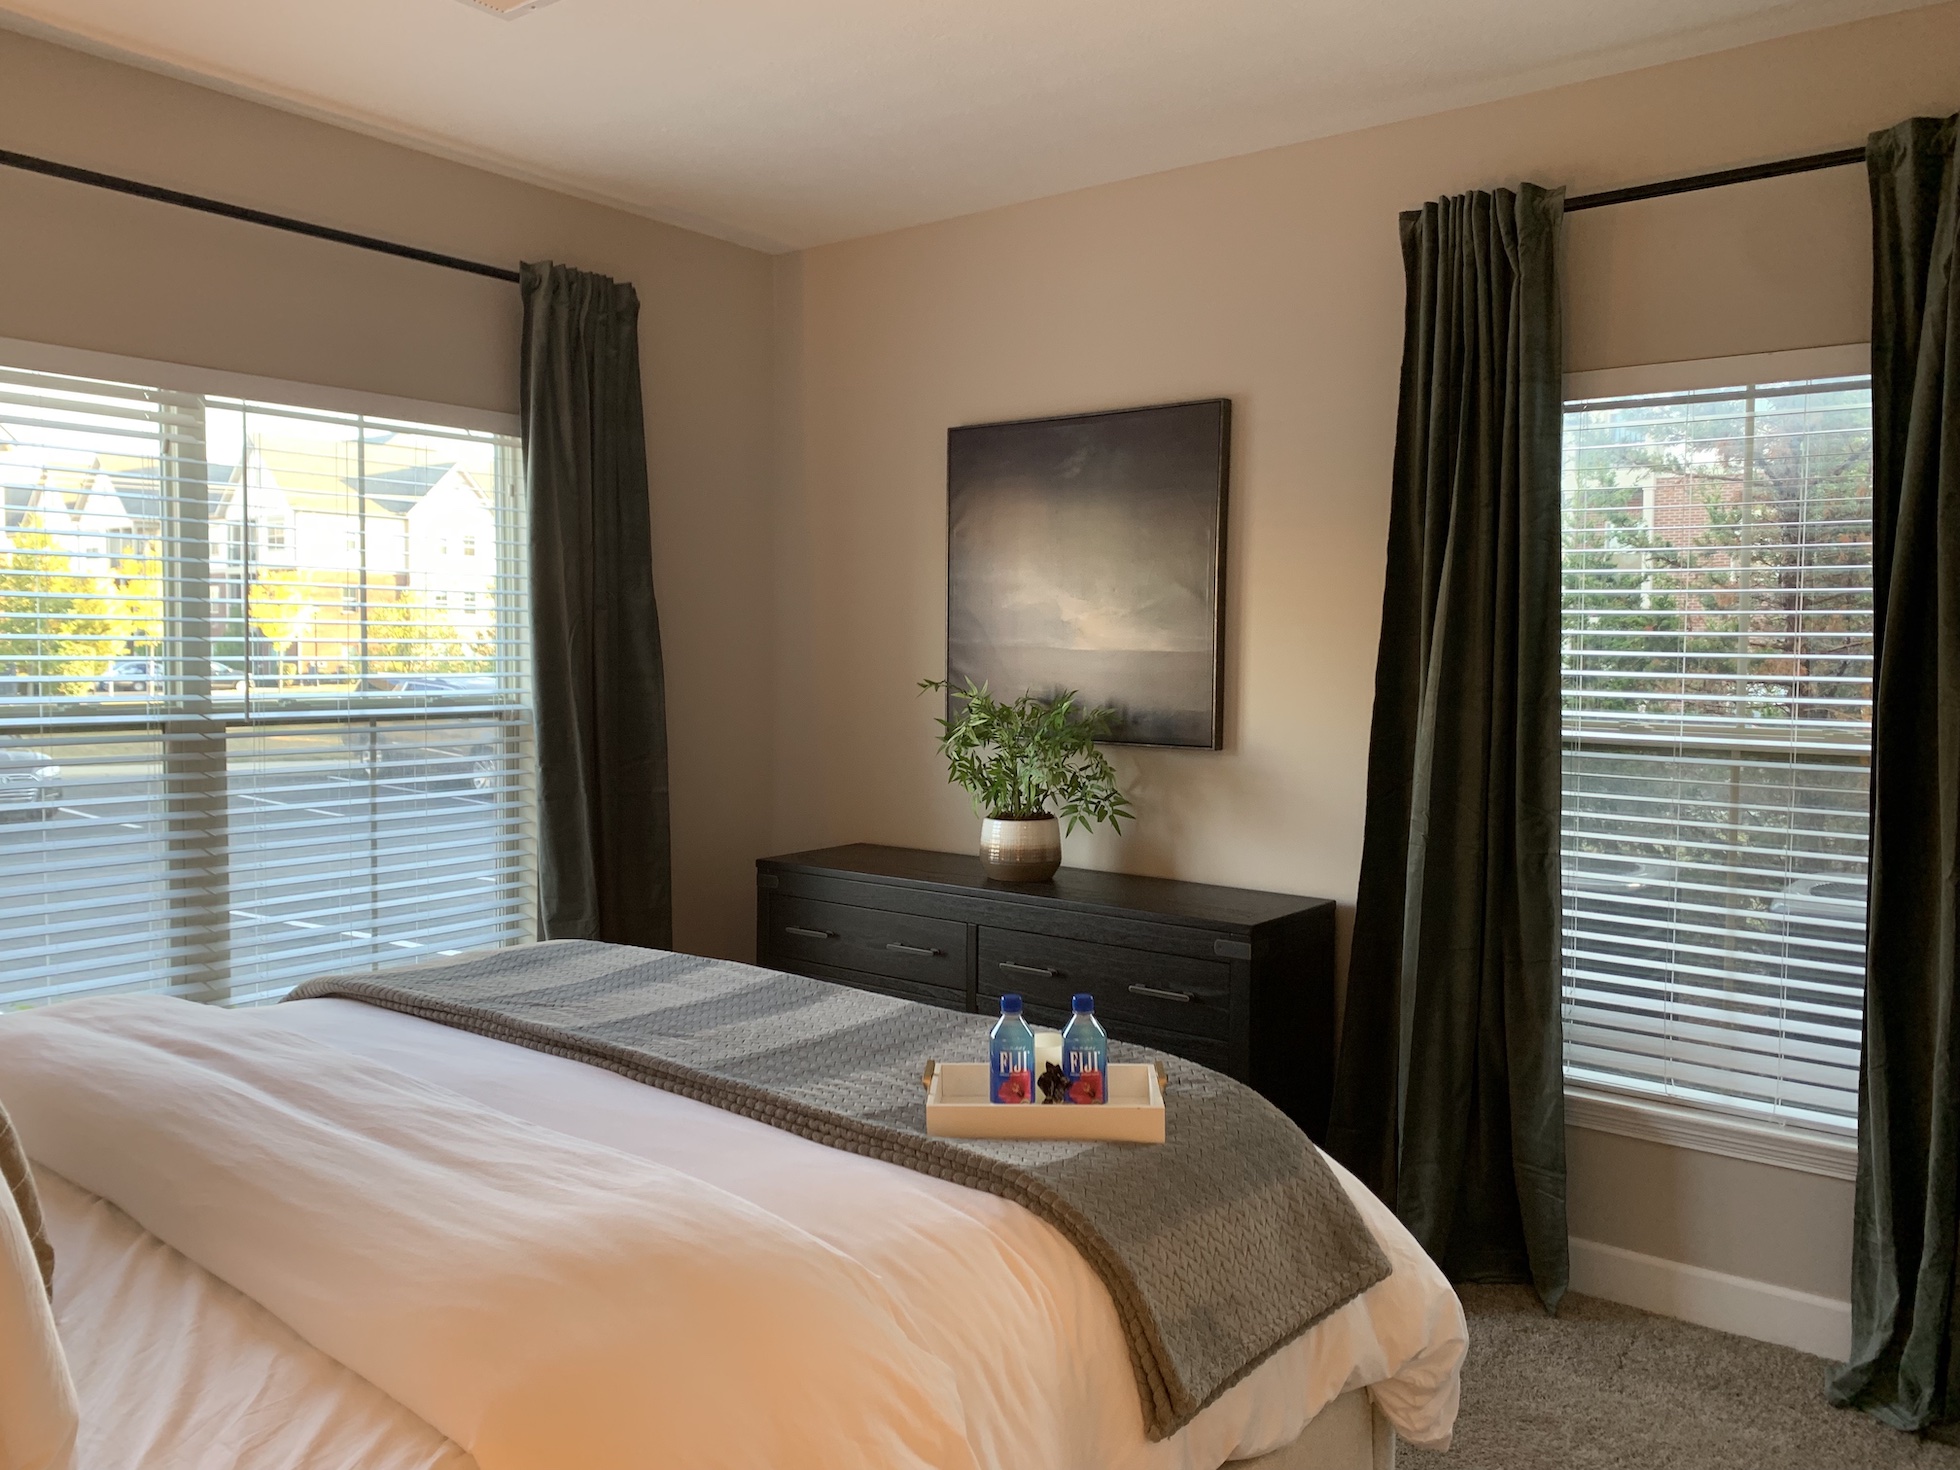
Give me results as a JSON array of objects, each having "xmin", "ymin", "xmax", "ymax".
[{"xmin": 1229, "ymin": 1388, "xmax": 1394, "ymax": 1470}]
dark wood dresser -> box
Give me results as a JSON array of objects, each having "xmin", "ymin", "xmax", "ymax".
[{"xmin": 755, "ymin": 843, "xmax": 1337, "ymax": 1139}]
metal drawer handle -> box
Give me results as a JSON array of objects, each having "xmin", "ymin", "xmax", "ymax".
[
  {"xmin": 886, "ymin": 941, "xmax": 941, "ymax": 957},
  {"xmin": 999, "ymin": 961, "xmax": 1058, "ymax": 978},
  {"xmin": 784, "ymin": 925, "xmax": 834, "ymax": 940},
  {"xmin": 1128, "ymin": 983, "xmax": 1195, "ymax": 1004}
]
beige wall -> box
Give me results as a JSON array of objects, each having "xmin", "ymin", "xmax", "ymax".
[
  {"xmin": 0, "ymin": 26, "xmax": 777, "ymax": 962},
  {"xmin": 1568, "ymin": 1130, "xmax": 1854, "ymax": 1293},
  {"xmin": 774, "ymin": 3, "xmax": 1960, "ymax": 1300}
]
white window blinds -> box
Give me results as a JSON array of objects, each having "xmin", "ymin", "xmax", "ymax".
[
  {"xmin": 1560, "ymin": 372, "xmax": 1872, "ymax": 1133},
  {"xmin": 0, "ymin": 361, "xmax": 534, "ymax": 1008}
]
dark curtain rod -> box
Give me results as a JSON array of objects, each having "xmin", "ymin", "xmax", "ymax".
[
  {"xmin": 1565, "ymin": 145, "xmax": 1867, "ymax": 211},
  {"xmin": 0, "ymin": 147, "xmax": 521, "ymax": 283},
  {"xmin": 2, "ymin": 139, "xmax": 1872, "ymax": 273}
]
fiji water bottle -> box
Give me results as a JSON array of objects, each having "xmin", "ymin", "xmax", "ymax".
[
  {"xmin": 1061, "ymin": 994, "xmax": 1108, "ymax": 1104},
  {"xmin": 989, "ymin": 994, "xmax": 1036, "ymax": 1104}
]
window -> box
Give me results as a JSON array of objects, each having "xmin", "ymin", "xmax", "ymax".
[
  {"xmin": 0, "ymin": 358, "xmax": 534, "ymax": 1008},
  {"xmin": 1560, "ymin": 357, "xmax": 1872, "ymax": 1135},
  {"xmin": 462, "ymin": 535, "xmax": 478, "ymax": 558}
]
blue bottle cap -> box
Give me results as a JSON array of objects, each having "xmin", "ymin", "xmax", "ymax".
[
  {"xmin": 1000, "ymin": 994, "xmax": 1024, "ymax": 1014},
  {"xmin": 1071, "ymin": 993, "xmax": 1094, "ymax": 1013}
]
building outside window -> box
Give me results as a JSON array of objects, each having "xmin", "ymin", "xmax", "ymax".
[
  {"xmin": 0, "ymin": 355, "xmax": 535, "ymax": 1008},
  {"xmin": 1559, "ymin": 350, "xmax": 1872, "ymax": 1142}
]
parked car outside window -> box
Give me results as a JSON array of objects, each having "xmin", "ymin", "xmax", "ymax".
[
  {"xmin": 0, "ymin": 744, "xmax": 61, "ymax": 821},
  {"xmin": 93, "ymin": 660, "xmax": 247, "ymax": 695}
]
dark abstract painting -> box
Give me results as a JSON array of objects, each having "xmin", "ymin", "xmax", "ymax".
[{"xmin": 946, "ymin": 399, "xmax": 1229, "ymax": 748}]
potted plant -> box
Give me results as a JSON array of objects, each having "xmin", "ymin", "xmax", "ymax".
[{"xmin": 920, "ymin": 678, "xmax": 1133, "ymax": 882}]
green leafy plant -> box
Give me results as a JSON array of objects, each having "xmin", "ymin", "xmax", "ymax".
[{"xmin": 919, "ymin": 678, "xmax": 1134, "ymax": 836}]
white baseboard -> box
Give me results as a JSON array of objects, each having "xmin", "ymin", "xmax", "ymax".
[{"xmin": 1568, "ymin": 1237, "xmax": 1851, "ymax": 1361}]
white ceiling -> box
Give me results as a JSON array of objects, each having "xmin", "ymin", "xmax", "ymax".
[{"xmin": 0, "ymin": 0, "xmax": 1930, "ymax": 251}]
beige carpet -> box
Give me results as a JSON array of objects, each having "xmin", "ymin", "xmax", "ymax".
[{"xmin": 1400, "ymin": 1285, "xmax": 1960, "ymax": 1469}]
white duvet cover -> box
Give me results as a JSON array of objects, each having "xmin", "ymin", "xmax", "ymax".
[
  {"xmin": 39, "ymin": 1171, "xmax": 469, "ymax": 1470},
  {"xmin": 4, "ymin": 995, "xmax": 1463, "ymax": 1470}
]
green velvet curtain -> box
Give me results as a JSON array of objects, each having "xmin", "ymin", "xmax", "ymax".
[
  {"xmin": 519, "ymin": 260, "xmax": 672, "ymax": 949},
  {"xmin": 1326, "ymin": 184, "xmax": 1569, "ymax": 1308},
  {"xmin": 1829, "ymin": 114, "xmax": 1960, "ymax": 1433}
]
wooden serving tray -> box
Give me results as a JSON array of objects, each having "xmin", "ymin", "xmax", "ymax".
[{"xmin": 923, "ymin": 1061, "xmax": 1164, "ymax": 1143}]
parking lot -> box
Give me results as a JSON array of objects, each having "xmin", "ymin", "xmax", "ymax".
[{"xmin": 0, "ymin": 720, "xmax": 532, "ymax": 1006}]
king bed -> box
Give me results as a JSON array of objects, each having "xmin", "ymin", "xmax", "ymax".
[{"xmin": 0, "ymin": 943, "xmax": 1463, "ymax": 1470}]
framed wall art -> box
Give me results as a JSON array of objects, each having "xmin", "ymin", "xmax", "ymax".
[{"xmin": 946, "ymin": 398, "xmax": 1229, "ymax": 748}]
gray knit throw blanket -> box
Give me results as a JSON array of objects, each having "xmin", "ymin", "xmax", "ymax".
[{"xmin": 287, "ymin": 940, "xmax": 1391, "ymax": 1439}]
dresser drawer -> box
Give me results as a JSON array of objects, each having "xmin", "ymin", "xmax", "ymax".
[
  {"xmin": 1110, "ymin": 1021, "xmax": 1233, "ymax": 1076},
  {"xmin": 781, "ymin": 957, "xmax": 969, "ymax": 1013},
  {"xmin": 769, "ymin": 895, "xmax": 968, "ymax": 995},
  {"xmin": 976, "ymin": 928, "xmax": 1231, "ymax": 1040}
]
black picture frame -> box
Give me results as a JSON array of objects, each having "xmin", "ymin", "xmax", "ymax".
[{"xmin": 946, "ymin": 398, "xmax": 1230, "ymax": 749}]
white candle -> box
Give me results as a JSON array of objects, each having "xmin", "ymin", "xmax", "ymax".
[{"xmin": 1033, "ymin": 1030, "xmax": 1063, "ymax": 1102}]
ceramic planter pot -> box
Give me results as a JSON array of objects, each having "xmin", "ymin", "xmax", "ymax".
[{"xmin": 979, "ymin": 815, "xmax": 1062, "ymax": 883}]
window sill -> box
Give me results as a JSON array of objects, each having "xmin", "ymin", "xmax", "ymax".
[{"xmin": 1564, "ymin": 1088, "xmax": 1858, "ymax": 1182}]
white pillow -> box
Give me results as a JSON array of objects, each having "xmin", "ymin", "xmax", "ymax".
[{"xmin": 0, "ymin": 1163, "xmax": 75, "ymax": 1470}]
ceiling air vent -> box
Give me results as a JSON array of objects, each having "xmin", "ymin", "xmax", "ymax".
[{"xmin": 453, "ymin": 0, "xmax": 559, "ymax": 16}]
